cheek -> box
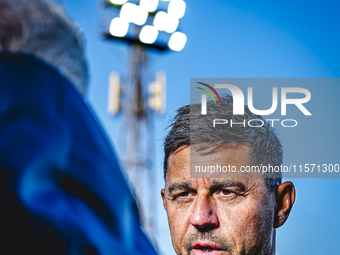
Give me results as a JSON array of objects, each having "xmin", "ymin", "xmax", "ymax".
[
  {"xmin": 166, "ymin": 204, "xmax": 192, "ymax": 251},
  {"xmin": 217, "ymin": 201, "xmax": 270, "ymax": 247}
]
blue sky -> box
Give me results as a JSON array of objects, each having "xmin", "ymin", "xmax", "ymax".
[{"xmin": 62, "ymin": 0, "xmax": 340, "ymax": 254}]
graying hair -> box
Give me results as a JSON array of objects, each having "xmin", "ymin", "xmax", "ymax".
[
  {"xmin": 0, "ymin": 0, "xmax": 88, "ymax": 95},
  {"xmin": 164, "ymin": 95, "xmax": 282, "ymax": 192}
]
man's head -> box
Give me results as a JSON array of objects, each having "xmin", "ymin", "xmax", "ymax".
[
  {"xmin": 162, "ymin": 95, "xmax": 295, "ymax": 255},
  {"xmin": 0, "ymin": 0, "xmax": 87, "ymax": 95}
]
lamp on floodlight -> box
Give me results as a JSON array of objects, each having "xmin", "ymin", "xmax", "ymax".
[
  {"xmin": 109, "ymin": 17, "xmax": 129, "ymax": 37},
  {"xmin": 104, "ymin": 0, "xmax": 187, "ymax": 52},
  {"xmin": 140, "ymin": 0, "xmax": 158, "ymax": 12},
  {"xmin": 109, "ymin": 0, "xmax": 128, "ymax": 5},
  {"xmin": 168, "ymin": 31, "xmax": 187, "ymax": 51},
  {"xmin": 139, "ymin": 25, "xmax": 159, "ymax": 44}
]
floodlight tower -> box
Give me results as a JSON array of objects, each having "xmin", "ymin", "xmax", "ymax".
[{"xmin": 103, "ymin": 0, "xmax": 187, "ymax": 246}]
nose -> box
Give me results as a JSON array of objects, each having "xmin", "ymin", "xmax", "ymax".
[{"xmin": 190, "ymin": 195, "xmax": 219, "ymax": 231}]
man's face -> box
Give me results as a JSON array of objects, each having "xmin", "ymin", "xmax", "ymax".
[{"xmin": 161, "ymin": 144, "xmax": 276, "ymax": 255}]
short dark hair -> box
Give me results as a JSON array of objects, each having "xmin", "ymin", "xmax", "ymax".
[{"xmin": 163, "ymin": 95, "xmax": 282, "ymax": 192}]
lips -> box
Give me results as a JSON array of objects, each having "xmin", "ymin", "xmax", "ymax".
[{"xmin": 192, "ymin": 242, "xmax": 225, "ymax": 255}]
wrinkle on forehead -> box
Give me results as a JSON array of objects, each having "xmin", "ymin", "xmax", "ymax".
[
  {"xmin": 168, "ymin": 143, "xmax": 251, "ymax": 164},
  {"xmin": 190, "ymin": 143, "xmax": 252, "ymax": 167},
  {"xmin": 166, "ymin": 143, "xmax": 255, "ymax": 181}
]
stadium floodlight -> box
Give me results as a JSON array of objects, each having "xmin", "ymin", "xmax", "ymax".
[
  {"xmin": 110, "ymin": 0, "xmax": 128, "ymax": 5},
  {"xmin": 153, "ymin": 11, "xmax": 179, "ymax": 33},
  {"xmin": 105, "ymin": 0, "xmax": 187, "ymax": 51},
  {"xmin": 140, "ymin": 0, "xmax": 159, "ymax": 12},
  {"xmin": 110, "ymin": 17, "xmax": 129, "ymax": 37},
  {"xmin": 105, "ymin": 0, "xmax": 186, "ymax": 244},
  {"xmin": 139, "ymin": 25, "xmax": 159, "ymax": 44},
  {"xmin": 168, "ymin": 0, "xmax": 186, "ymax": 19},
  {"xmin": 168, "ymin": 31, "xmax": 187, "ymax": 51}
]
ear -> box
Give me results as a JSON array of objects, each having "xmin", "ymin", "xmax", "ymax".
[
  {"xmin": 161, "ymin": 188, "xmax": 167, "ymax": 211},
  {"xmin": 274, "ymin": 181, "xmax": 296, "ymax": 228}
]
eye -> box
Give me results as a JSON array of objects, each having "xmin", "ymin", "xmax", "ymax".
[
  {"xmin": 177, "ymin": 191, "xmax": 190, "ymax": 198},
  {"xmin": 217, "ymin": 189, "xmax": 239, "ymax": 200},
  {"xmin": 173, "ymin": 191, "xmax": 195, "ymax": 202},
  {"xmin": 221, "ymin": 189, "xmax": 233, "ymax": 196}
]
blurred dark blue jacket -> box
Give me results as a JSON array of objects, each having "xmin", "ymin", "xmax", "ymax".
[{"xmin": 0, "ymin": 54, "xmax": 157, "ymax": 255}]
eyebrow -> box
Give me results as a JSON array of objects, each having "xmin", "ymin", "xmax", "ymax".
[
  {"xmin": 167, "ymin": 180, "xmax": 246, "ymax": 194},
  {"xmin": 168, "ymin": 181, "xmax": 192, "ymax": 194},
  {"xmin": 210, "ymin": 180, "xmax": 246, "ymax": 192}
]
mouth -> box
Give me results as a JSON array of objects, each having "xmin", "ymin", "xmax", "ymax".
[{"xmin": 192, "ymin": 243, "xmax": 224, "ymax": 254}]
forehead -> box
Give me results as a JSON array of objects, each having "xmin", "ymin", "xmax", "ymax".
[
  {"xmin": 166, "ymin": 144, "xmax": 264, "ymax": 189},
  {"xmin": 167, "ymin": 144, "xmax": 251, "ymax": 177}
]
